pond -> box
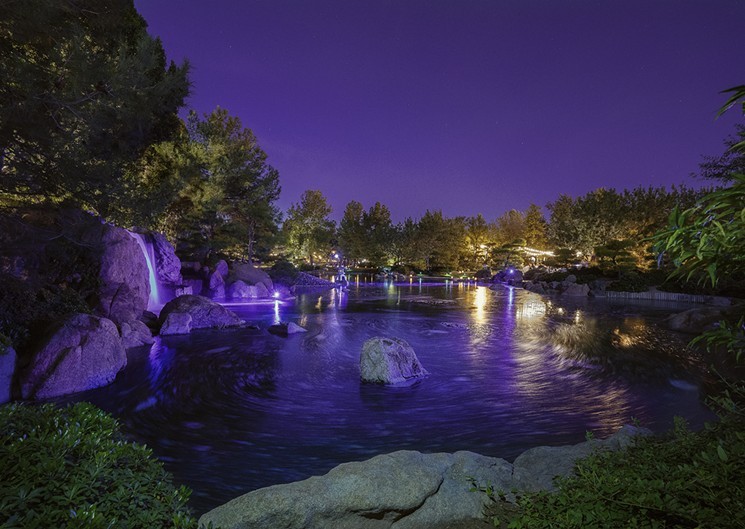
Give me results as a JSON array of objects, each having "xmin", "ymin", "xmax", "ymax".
[{"xmin": 60, "ymin": 282, "xmax": 715, "ymax": 514}]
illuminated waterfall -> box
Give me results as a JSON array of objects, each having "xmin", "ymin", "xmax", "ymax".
[{"xmin": 130, "ymin": 232, "xmax": 161, "ymax": 310}]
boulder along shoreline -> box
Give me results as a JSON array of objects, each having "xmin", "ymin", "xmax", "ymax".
[{"xmin": 199, "ymin": 425, "xmax": 650, "ymax": 529}]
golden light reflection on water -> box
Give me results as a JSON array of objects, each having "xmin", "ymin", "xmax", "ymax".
[
  {"xmin": 516, "ymin": 299, "xmax": 546, "ymax": 320},
  {"xmin": 509, "ymin": 299, "xmax": 635, "ymax": 434},
  {"xmin": 473, "ymin": 286, "xmax": 488, "ymax": 324}
]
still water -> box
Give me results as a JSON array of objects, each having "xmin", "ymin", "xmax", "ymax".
[{"xmin": 62, "ymin": 282, "xmax": 714, "ymax": 514}]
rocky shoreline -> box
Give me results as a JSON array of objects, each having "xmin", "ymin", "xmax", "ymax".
[{"xmin": 199, "ymin": 425, "xmax": 650, "ymax": 529}]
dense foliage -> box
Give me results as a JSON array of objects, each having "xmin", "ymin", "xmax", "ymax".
[
  {"xmin": 0, "ymin": 402, "xmax": 198, "ymax": 528},
  {"xmin": 0, "ymin": 0, "xmax": 189, "ymax": 221},
  {"xmin": 546, "ymin": 186, "xmax": 706, "ymax": 265},
  {"xmin": 282, "ymin": 190, "xmax": 335, "ymax": 266},
  {"xmin": 150, "ymin": 108, "xmax": 281, "ymax": 262}
]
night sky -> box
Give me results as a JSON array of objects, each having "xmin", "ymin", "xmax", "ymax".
[{"xmin": 134, "ymin": 0, "xmax": 744, "ymax": 221}]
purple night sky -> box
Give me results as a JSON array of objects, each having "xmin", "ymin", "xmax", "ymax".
[{"xmin": 134, "ymin": 0, "xmax": 744, "ymax": 221}]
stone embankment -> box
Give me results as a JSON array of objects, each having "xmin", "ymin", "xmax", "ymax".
[{"xmin": 200, "ymin": 425, "xmax": 650, "ymax": 529}]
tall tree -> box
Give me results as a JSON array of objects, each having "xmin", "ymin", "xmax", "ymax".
[
  {"xmin": 0, "ymin": 0, "xmax": 189, "ymax": 220},
  {"xmin": 283, "ymin": 190, "xmax": 335, "ymax": 266},
  {"xmin": 194, "ymin": 108, "xmax": 281, "ymax": 262},
  {"xmin": 523, "ymin": 203, "xmax": 548, "ymax": 249},
  {"xmin": 362, "ymin": 202, "xmax": 395, "ymax": 267},
  {"xmin": 152, "ymin": 108, "xmax": 281, "ymax": 262},
  {"xmin": 338, "ymin": 200, "xmax": 365, "ymax": 265},
  {"xmin": 417, "ymin": 210, "xmax": 464, "ymax": 273},
  {"xmin": 390, "ymin": 217, "xmax": 423, "ymax": 270},
  {"xmin": 464, "ymin": 214, "xmax": 493, "ymax": 269},
  {"xmin": 493, "ymin": 209, "xmax": 525, "ymax": 246}
]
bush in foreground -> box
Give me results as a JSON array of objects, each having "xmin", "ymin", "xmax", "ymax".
[{"xmin": 0, "ymin": 402, "xmax": 198, "ymax": 529}]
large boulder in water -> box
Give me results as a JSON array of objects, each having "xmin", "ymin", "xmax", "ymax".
[
  {"xmin": 160, "ymin": 312, "xmax": 193, "ymax": 336},
  {"xmin": 119, "ymin": 319, "xmax": 154, "ymax": 349},
  {"xmin": 227, "ymin": 280, "xmax": 259, "ymax": 299},
  {"xmin": 360, "ymin": 337, "xmax": 428, "ymax": 384},
  {"xmin": 19, "ymin": 314, "xmax": 126, "ymax": 399},
  {"xmin": 158, "ymin": 295, "xmax": 243, "ymax": 331},
  {"xmin": 200, "ymin": 450, "xmax": 512, "ymax": 529},
  {"xmin": 232, "ymin": 262, "xmax": 274, "ymax": 292}
]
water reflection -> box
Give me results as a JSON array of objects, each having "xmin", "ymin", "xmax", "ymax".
[{"xmin": 59, "ymin": 283, "xmax": 714, "ymax": 515}]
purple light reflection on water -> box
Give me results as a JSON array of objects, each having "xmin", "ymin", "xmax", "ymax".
[{"xmin": 59, "ymin": 284, "xmax": 715, "ymax": 515}]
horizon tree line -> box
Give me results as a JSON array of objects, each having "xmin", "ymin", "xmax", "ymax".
[
  {"xmin": 277, "ymin": 184, "xmax": 710, "ymax": 275},
  {"xmin": 0, "ymin": 0, "xmax": 738, "ymax": 277}
]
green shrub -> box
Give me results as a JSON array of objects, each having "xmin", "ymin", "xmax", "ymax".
[
  {"xmin": 0, "ymin": 402, "xmax": 198, "ymax": 529},
  {"xmin": 485, "ymin": 388, "xmax": 745, "ymax": 529}
]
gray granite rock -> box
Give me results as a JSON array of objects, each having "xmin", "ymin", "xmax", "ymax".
[
  {"xmin": 20, "ymin": 314, "xmax": 126, "ymax": 399},
  {"xmin": 360, "ymin": 337, "xmax": 428, "ymax": 384},
  {"xmin": 151, "ymin": 232, "xmax": 183, "ymax": 285},
  {"xmin": 160, "ymin": 312, "xmax": 193, "ymax": 335},
  {"xmin": 159, "ymin": 295, "xmax": 243, "ymax": 331},
  {"xmin": 199, "ymin": 425, "xmax": 651, "ymax": 529},
  {"xmin": 200, "ymin": 450, "xmax": 512, "ymax": 529},
  {"xmin": 227, "ymin": 280, "xmax": 258, "ymax": 299},
  {"xmin": 120, "ymin": 319, "xmax": 154, "ymax": 348}
]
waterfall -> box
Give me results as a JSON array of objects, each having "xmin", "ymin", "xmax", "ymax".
[{"xmin": 130, "ymin": 232, "xmax": 161, "ymax": 311}]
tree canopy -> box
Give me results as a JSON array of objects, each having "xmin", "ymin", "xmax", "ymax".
[
  {"xmin": 283, "ymin": 190, "xmax": 335, "ymax": 266},
  {"xmin": 147, "ymin": 108, "xmax": 281, "ymax": 262},
  {"xmin": 0, "ymin": 0, "xmax": 189, "ymax": 220}
]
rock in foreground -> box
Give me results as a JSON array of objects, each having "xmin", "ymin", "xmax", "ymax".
[
  {"xmin": 200, "ymin": 450, "xmax": 512, "ymax": 529},
  {"xmin": 199, "ymin": 425, "xmax": 651, "ymax": 529},
  {"xmin": 360, "ymin": 337, "xmax": 428, "ymax": 384}
]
